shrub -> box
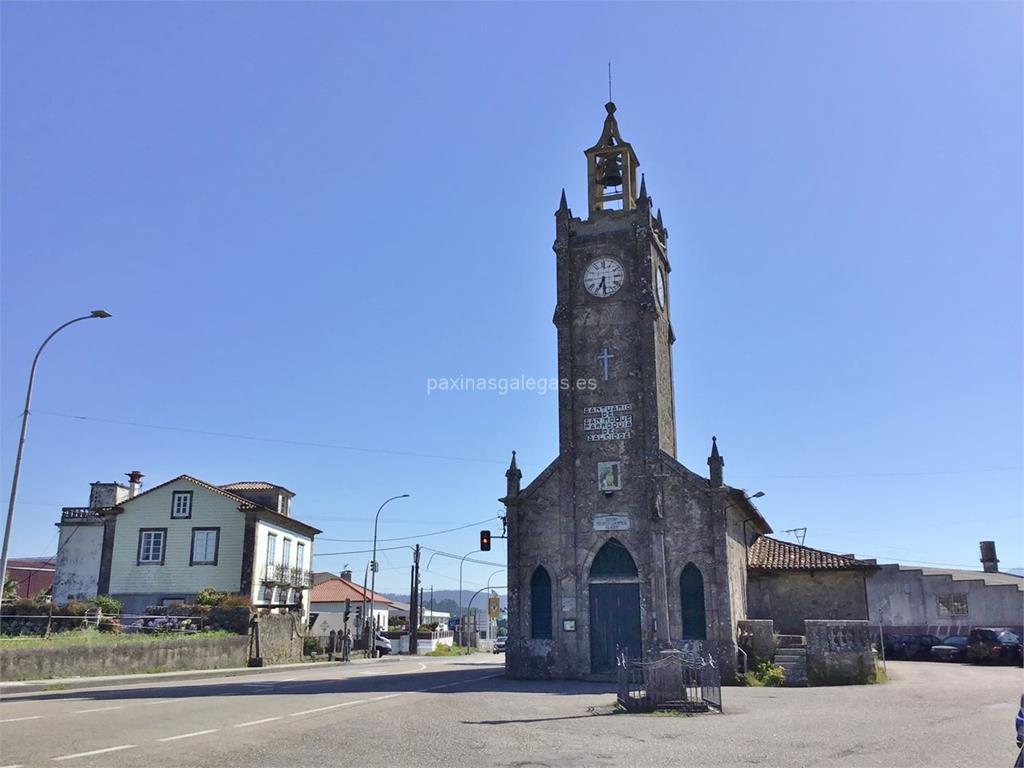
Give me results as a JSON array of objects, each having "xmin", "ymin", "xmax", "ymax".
[
  {"xmin": 63, "ymin": 601, "xmax": 90, "ymax": 617},
  {"xmin": 741, "ymin": 660, "xmax": 786, "ymax": 687},
  {"xmin": 90, "ymin": 595, "xmax": 123, "ymax": 615},
  {"xmin": 217, "ymin": 595, "xmax": 252, "ymax": 609},
  {"xmin": 98, "ymin": 617, "xmax": 123, "ymax": 634},
  {"xmin": 417, "ymin": 622, "xmax": 439, "ymax": 632},
  {"xmin": 303, "ymin": 636, "xmax": 323, "ymax": 656},
  {"xmin": 195, "ymin": 588, "xmax": 232, "ymax": 607}
]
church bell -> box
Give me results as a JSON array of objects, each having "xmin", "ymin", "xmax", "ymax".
[{"xmin": 598, "ymin": 153, "xmax": 623, "ymax": 188}]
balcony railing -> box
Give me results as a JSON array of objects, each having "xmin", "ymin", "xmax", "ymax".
[{"xmin": 261, "ymin": 564, "xmax": 312, "ymax": 588}]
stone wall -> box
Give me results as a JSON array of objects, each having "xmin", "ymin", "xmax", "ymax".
[
  {"xmin": 736, "ymin": 619, "xmax": 775, "ymax": 665},
  {"xmin": 251, "ymin": 612, "xmax": 303, "ymax": 665},
  {"xmin": 805, "ymin": 620, "xmax": 875, "ymax": 686},
  {"xmin": 748, "ymin": 570, "xmax": 870, "ymax": 635},
  {"xmin": 0, "ymin": 635, "xmax": 249, "ymax": 681}
]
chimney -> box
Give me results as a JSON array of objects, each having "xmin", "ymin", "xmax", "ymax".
[
  {"xmin": 340, "ymin": 569, "xmax": 353, "ymax": 582},
  {"xmin": 980, "ymin": 541, "xmax": 999, "ymax": 573},
  {"xmin": 126, "ymin": 471, "xmax": 144, "ymax": 499}
]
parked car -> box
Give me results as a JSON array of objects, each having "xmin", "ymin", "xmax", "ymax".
[
  {"xmin": 967, "ymin": 628, "xmax": 1023, "ymax": 665},
  {"xmin": 884, "ymin": 633, "xmax": 943, "ymax": 661},
  {"xmin": 929, "ymin": 635, "xmax": 968, "ymax": 662},
  {"xmin": 493, "ymin": 636, "xmax": 507, "ymax": 654},
  {"xmin": 374, "ymin": 632, "xmax": 393, "ymax": 657}
]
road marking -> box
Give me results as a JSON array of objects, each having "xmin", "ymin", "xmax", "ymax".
[
  {"xmin": 371, "ymin": 693, "xmax": 401, "ymax": 701},
  {"xmin": 52, "ymin": 745, "xmax": 136, "ymax": 761},
  {"xmin": 421, "ymin": 672, "xmax": 503, "ymax": 692},
  {"xmin": 233, "ymin": 716, "xmax": 282, "ymax": 728},
  {"xmin": 71, "ymin": 706, "xmax": 123, "ymax": 714},
  {"xmin": 141, "ymin": 699, "xmax": 178, "ymax": 705},
  {"xmin": 156, "ymin": 729, "xmax": 220, "ymax": 742},
  {"xmin": 289, "ymin": 700, "xmax": 366, "ymax": 717},
  {"xmin": 0, "ymin": 715, "xmax": 44, "ymax": 723},
  {"xmin": 0, "ymin": 763, "xmax": 24, "ymax": 767}
]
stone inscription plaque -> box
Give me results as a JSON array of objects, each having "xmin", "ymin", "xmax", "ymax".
[
  {"xmin": 582, "ymin": 403, "xmax": 634, "ymax": 441},
  {"xmin": 593, "ymin": 515, "xmax": 631, "ymax": 531}
]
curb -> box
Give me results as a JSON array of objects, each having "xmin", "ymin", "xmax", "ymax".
[{"xmin": 0, "ymin": 656, "xmax": 402, "ymax": 696}]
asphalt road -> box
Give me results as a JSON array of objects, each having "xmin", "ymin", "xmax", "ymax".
[{"xmin": 0, "ymin": 656, "xmax": 1020, "ymax": 767}]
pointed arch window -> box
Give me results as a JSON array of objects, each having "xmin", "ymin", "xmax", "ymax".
[
  {"xmin": 530, "ymin": 566, "xmax": 553, "ymax": 639},
  {"xmin": 680, "ymin": 563, "xmax": 707, "ymax": 640},
  {"xmin": 589, "ymin": 538, "xmax": 638, "ymax": 579}
]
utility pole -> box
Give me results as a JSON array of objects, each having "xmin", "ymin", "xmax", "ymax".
[
  {"xmin": 408, "ymin": 544, "xmax": 420, "ymax": 655},
  {"xmin": 419, "ymin": 586, "xmax": 424, "ymax": 626}
]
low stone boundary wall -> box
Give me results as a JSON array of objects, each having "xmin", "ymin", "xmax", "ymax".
[
  {"xmin": 0, "ymin": 635, "xmax": 249, "ymax": 681},
  {"xmin": 249, "ymin": 612, "xmax": 303, "ymax": 666},
  {"xmin": 737, "ymin": 619, "xmax": 776, "ymax": 665},
  {"xmin": 805, "ymin": 620, "xmax": 875, "ymax": 686}
]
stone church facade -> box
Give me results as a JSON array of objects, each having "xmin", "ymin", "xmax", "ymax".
[{"xmin": 502, "ymin": 103, "xmax": 776, "ymax": 681}]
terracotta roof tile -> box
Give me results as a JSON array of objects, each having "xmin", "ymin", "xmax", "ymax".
[
  {"xmin": 748, "ymin": 536, "xmax": 875, "ymax": 571},
  {"xmin": 309, "ymin": 578, "xmax": 394, "ymax": 606},
  {"xmin": 220, "ymin": 481, "xmax": 295, "ymax": 495}
]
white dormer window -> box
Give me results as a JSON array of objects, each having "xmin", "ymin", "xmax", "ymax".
[{"xmin": 171, "ymin": 491, "xmax": 193, "ymax": 519}]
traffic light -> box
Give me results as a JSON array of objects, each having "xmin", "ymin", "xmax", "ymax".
[
  {"xmin": 344, "ymin": 598, "xmax": 351, "ymax": 623},
  {"xmin": 480, "ymin": 530, "xmax": 491, "ymax": 551}
]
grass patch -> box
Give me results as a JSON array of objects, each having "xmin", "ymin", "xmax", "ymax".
[
  {"xmin": 425, "ymin": 642, "xmax": 477, "ymax": 657},
  {"xmin": 0, "ymin": 628, "xmax": 236, "ymax": 649}
]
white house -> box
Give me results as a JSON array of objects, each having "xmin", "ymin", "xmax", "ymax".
[{"xmin": 52, "ymin": 473, "xmax": 320, "ymax": 617}]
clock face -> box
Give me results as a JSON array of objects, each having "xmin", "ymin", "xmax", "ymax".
[
  {"xmin": 584, "ymin": 258, "xmax": 625, "ymax": 298},
  {"xmin": 656, "ymin": 268, "xmax": 666, "ymax": 308}
]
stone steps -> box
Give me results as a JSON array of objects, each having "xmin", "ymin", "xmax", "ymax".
[{"xmin": 775, "ymin": 647, "xmax": 808, "ymax": 687}]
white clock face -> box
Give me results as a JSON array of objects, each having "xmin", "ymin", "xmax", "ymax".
[
  {"xmin": 656, "ymin": 268, "xmax": 666, "ymax": 308},
  {"xmin": 584, "ymin": 258, "xmax": 625, "ymax": 298}
]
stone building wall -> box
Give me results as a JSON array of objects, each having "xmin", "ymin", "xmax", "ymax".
[{"xmin": 747, "ymin": 570, "xmax": 870, "ymax": 635}]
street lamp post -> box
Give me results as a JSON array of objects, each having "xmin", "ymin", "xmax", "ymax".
[
  {"xmin": 1, "ymin": 311, "xmax": 111, "ymax": 608},
  {"xmin": 365, "ymin": 493, "xmax": 409, "ymax": 656}
]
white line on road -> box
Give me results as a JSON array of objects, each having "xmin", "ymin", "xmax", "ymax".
[
  {"xmin": 371, "ymin": 694, "xmax": 401, "ymax": 701},
  {"xmin": 71, "ymin": 706, "xmax": 123, "ymax": 714},
  {"xmin": 156, "ymin": 729, "xmax": 220, "ymax": 742},
  {"xmin": 0, "ymin": 763, "xmax": 24, "ymax": 767},
  {"xmin": 289, "ymin": 700, "xmax": 366, "ymax": 717},
  {"xmin": 0, "ymin": 715, "xmax": 44, "ymax": 723},
  {"xmin": 52, "ymin": 745, "xmax": 136, "ymax": 761},
  {"xmin": 140, "ymin": 699, "xmax": 178, "ymax": 705},
  {"xmin": 233, "ymin": 716, "xmax": 282, "ymax": 728}
]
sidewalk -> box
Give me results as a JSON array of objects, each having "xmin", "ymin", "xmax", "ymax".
[{"xmin": 0, "ymin": 655, "xmax": 401, "ymax": 696}]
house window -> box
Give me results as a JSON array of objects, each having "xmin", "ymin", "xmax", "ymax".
[
  {"xmin": 138, "ymin": 529, "xmax": 166, "ymax": 565},
  {"xmin": 171, "ymin": 491, "xmax": 193, "ymax": 519},
  {"xmin": 296, "ymin": 542, "xmax": 306, "ymax": 570},
  {"xmin": 937, "ymin": 594, "xmax": 969, "ymax": 616},
  {"xmin": 259, "ymin": 585, "xmax": 273, "ymax": 603},
  {"xmin": 282, "ymin": 538, "xmax": 292, "ymax": 569},
  {"xmin": 530, "ymin": 566, "xmax": 553, "ymax": 639},
  {"xmin": 190, "ymin": 528, "xmax": 219, "ymax": 566}
]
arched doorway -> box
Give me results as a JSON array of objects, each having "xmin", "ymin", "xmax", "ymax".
[
  {"xmin": 680, "ymin": 562, "xmax": 707, "ymax": 640},
  {"xmin": 588, "ymin": 538, "xmax": 642, "ymax": 674}
]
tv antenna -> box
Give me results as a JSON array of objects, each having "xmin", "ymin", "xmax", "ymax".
[{"xmin": 781, "ymin": 527, "xmax": 807, "ymax": 546}]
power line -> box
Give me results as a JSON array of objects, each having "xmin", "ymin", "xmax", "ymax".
[
  {"xmin": 317, "ymin": 516, "xmax": 499, "ymax": 543},
  {"xmin": 732, "ymin": 466, "xmax": 1021, "ymax": 481},
  {"xmin": 38, "ymin": 411, "xmax": 506, "ymax": 466}
]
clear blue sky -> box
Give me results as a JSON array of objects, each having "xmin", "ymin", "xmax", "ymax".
[{"xmin": 2, "ymin": 2, "xmax": 1021, "ymax": 595}]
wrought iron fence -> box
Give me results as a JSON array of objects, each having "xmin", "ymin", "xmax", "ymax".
[{"xmin": 617, "ymin": 648, "xmax": 722, "ymax": 713}]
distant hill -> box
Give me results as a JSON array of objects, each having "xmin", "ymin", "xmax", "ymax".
[{"xmin": 383, "ymin": 589, "xmax": 507, "ymax": 614}]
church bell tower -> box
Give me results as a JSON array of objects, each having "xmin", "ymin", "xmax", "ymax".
[{"xmin": 554, "ymin": 101, "xmax": 677, "ymax": 471}]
